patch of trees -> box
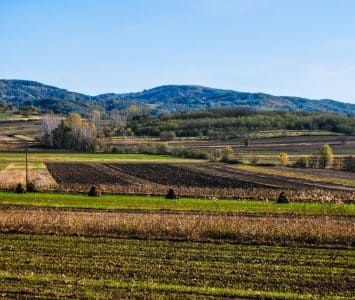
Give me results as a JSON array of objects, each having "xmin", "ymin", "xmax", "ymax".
[
  {"xmin": 129, "ymin": 108, "xmax": 355, "ymax": 139},
  {"xmin": 293, "ymin": 144, "xmax": 334, "ymax": 169},
  {"xmin": 108, "ymin": 143, "xmax": 210, "ymax": 160},
  {"xmin": 41, "ymin": 113, "xmax": 99, "ymax": 151},
  {"xmin": 291, "ymin": 144, "xmax": 354, "ymax": 172}
]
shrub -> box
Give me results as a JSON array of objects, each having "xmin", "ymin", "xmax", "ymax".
[
  {"xmin": 309, "ymin": 153, "xmax": 320, "ymax": 168},
  {"xmin": 319, "ymin": 144, "xmax": 334, "ymax": 168},
  {"xmin": 333, "ymin": 158, "xmax": 342, "ymax": 170},
  {"xmin": 111, "ymin": 146, "xmax": 122, "ymax": 154},
  {"xmin": 169, "ymin": 146, "xmax": 209, "ymax": 160},
  {"xmin": 160, "ymin": 131, "xmax": 176, "ymax": 141},
  {"xmin": 294, "ymin": 156, "xmax": 309, "ymax": 168},
  {"xmin": 221, "ymin": 147, "xmax": 234, "ymax": 162},
  {"xmin": 342, "ymin": 156, "xmax": 355, "ymax": 172},
  {"xmin": 278, "ymin": 152, "xmax": 288, "ymax": 166}
]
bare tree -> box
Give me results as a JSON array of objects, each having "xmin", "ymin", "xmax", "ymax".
[
  {"xmin": 89, "ymin": 110, "xmax": 101, "ymax": 130},
  {"xmin": 41, "ymin": 114, "xmax": 62, "ymax": 136},
  {"xmin": 109, "ymin": 109, "xmax": 127, "ymax": 133}
]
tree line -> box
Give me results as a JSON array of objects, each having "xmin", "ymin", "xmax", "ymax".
[{"xmin": 129, "ymin": 108, "xmax": 355, "ymax": 139}]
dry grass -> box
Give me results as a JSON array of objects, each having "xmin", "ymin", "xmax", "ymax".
[
  {"xmin": 0, "ymin": 208, "xmax": 353, "ymax": 246},
  {"xmin": 55, "ymin": 183, "xmax": 355, "ymax": 204},
  {"xmin": 237, "ymin": 165, "xmax": 355, "ymax": 188},
  {"xmin": 0, "ymin": 163, "xmax": 57, "ymax": 190}
]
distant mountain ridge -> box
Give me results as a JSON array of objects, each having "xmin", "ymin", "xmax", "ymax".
[{"xmin": 0, "ymin": 79, "xmax": 354, "ymax": 115}]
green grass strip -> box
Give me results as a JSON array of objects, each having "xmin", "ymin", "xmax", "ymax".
[
  {"xmin": 0, "ymin": 271, "xmax": 321, "ymax": 299},
  {"xmin": 0, "ymin": 191, "xmax": 353, "ymax": 215}
]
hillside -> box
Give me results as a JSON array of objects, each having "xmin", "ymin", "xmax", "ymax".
[{"xmin": 1, "ymin": 80, "xmax": 355, "ymax": 115}]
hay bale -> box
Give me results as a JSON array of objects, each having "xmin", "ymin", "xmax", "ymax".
[
  {"xmin": 277, "ymin": 192, "xmax": 289, "ymax": 203},
  {"xmin": 165, "ymin": 188, "xmax": 178, "ymax": 199},
  {"xmin": 15, "ymin": 183, "xmax": 25, "ymax": 194},
  {"xmin": 88, "ymin": 186, "xmax": 101, "ymax": 197},
  {"xmin": 26, "ymin": 182, "xmax": 37, "ymax": 192}
]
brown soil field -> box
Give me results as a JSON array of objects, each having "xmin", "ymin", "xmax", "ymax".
[
  {"xmin": 0, "ymin": 207, "xmax": 353, "ymax": 247},
  {"xmin": 46, "ymin": 163, "xmax": 132, "ymax": 185},
  {"xmin": 45, "ymin": 163, "xmax": 355, "ymax": 202},
  {"xmin": 109, "ymin": 163, "xmax": 267, "ymax": 189}
]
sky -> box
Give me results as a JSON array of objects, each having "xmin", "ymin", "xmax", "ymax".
[{"xmin": 1, "ymin": 0, "xmax": 355, "ymax": 103}]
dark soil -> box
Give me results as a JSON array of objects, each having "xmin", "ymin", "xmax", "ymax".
[
  {"xmin": 107, "ymin": 163, "xmax": 266, "ymax": 188},
  {"xmin": 46, "ymin": 163, "xmax": 131, "ymax": 185}
]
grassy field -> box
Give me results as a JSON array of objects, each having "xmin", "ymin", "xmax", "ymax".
[
  {"xmin": 0, "ymin": 152, "xmax": 202, "ymax": 163},
  {"xmin": 0, "ymin": 234, "xmax": 353, "ymax": 299},
  {"xmin": 237, "ymin": 165, "xmax": 355, "ymax": 187},
  {"xmin": 0, "ymin": 192, "xmax": 353, "ymax": 215},
  {"xmin": 0, "ymin": 112, "xmax": 14, "ymax": 119}
]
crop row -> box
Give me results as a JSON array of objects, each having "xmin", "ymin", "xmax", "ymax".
[
  {"xmin": 0, "ymin": 234, "xmax": 353, "ymax": 298},
  {"xmin": 0, "ymin": 208, "xmax": 353, "ymax": 246}
]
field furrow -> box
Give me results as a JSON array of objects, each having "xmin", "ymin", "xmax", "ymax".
[{"xmin": 0, "ymin": 234, "xmax": 353, "ymax": 298}]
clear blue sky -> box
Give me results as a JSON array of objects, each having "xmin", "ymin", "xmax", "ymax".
[{"xmin": 1, "ymin": 0, "xmax": 355, "ymax": 103}]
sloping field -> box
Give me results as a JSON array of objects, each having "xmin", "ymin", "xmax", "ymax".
[
  {"xmin": 45, "ymin": 163, "xmax": 355, "ymax": 202},
  {"xmin": 0, "ymin": 234, "xmax": 353, "ymax": 299}
]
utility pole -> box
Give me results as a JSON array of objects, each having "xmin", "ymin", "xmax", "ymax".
[{"xmin": 25, "ymin": 142, "xmax": 28, "ymax": 191}]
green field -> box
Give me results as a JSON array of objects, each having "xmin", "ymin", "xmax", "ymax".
[
  {"xmin": 0, "ymin": 152, "xmax": 201, "ymax": 163},
  {"xmin": 0, "ymin": 112, "xmax": 13, "ymax": 119},
  {"xmin": 0, "ymin": 234, "xmax": 353, "ymax": 299},
  {"xmin": 0, "ymin": 192, "xmax": 353, "ymax": 215}
]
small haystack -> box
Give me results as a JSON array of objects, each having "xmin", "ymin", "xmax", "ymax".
[
  {"xmin": 165, "ymin": 188, "xmax": 178, "ymax": 199},
  {"xmin": 15, "ymin": 183, "xmax": 25, "ymax": 194},
  {"xmin": 277, "ymin": 192, "xmax": 289, "ymax": 203},
  {"xmin": 88, "ymin": 186, "xmax": 101, "ymax": 197}
]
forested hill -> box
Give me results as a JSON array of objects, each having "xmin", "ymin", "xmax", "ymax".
[
  {"xmin": 1, "ymin": 79, "xmax": 355, "ymax": 115},
  {"xmin": 130, "ymin": 108, "xmax": 355, "ymax": 139}
]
